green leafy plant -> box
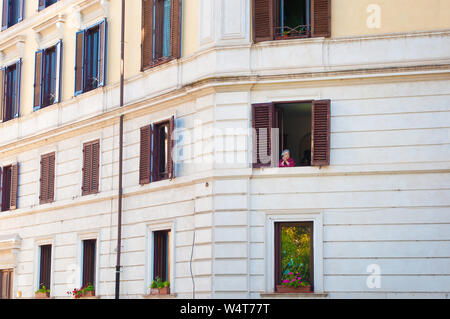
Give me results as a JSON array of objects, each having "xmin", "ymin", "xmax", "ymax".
[
  {"xmin": 67, "ymin": 284, "xmax": 95, "ymax": 298},
  {"xmin": 163, "ymin": 281, "xmax": 170, "ymax": 288},
  {"xmin": 35, "ymin": 285, "xmax": 50, "ymax": 294}
]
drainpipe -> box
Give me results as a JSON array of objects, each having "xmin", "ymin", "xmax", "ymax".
[{"xmin": 115, "ymin": 0, "xmax": 125, "ymax": 299}]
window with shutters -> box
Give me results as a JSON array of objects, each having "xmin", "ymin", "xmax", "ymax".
[
  {"xmin": 82, "ymin": 140, "xmax": 100, "ymax": 196},
  {"xmin": 39, "ymin": 153, "xmax": 55, "ymax": 204},
  {"xmin": 141, "ymin": 0, "xmax": 182, "ymax": 70},
  {"xmin": 0, "ymin": 269, "xmax": 13, "ymax": 299},
  {"xmin": 274, "ymin": 222, "xmax": 314, "ymax": 292},
  {"xmin": 252, "ymin": 0, "xmax": 330, "ymax": 42},
  {"xmin": 38, "ymin": 245, "xmax": 52, "ymax": 291},
  {"xmin": 153, "ymin": 230, "xmax": 170, "ymax": 283},
  {"xmin": 34, "ymin": 42, "xmax": 62, "ymax": 111},
  {"xmin": 0, "ymin": 163, "xmax": 19, "ymax": 211},
  {"xmin": 1, "ymin": 0, "xmax": 24, "ymax": 30},
  {"xmin": 139, "ymin": 116, "xmax": 175, "ymax": 184},
  {"xmin": 252, "ymin": 100, "xmax": 330, "ymax": 168},
  {"xmin": 74, "ymin": 19, "xmax": 107, "ymax": 96},
  {"xmin": 82, "ymin": 239, "xmax": 96, "ymax": 288},
  {"xmin": 38, "ymin": 0, "xmax": 58, "ymax": 11},
  {"xmin": 0, "ymin": 60, "xmax": 21, "ymax": 122}
]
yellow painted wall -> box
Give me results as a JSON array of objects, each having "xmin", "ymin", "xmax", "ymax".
[{"xmin": 332, "ymin": 0, "xmax": 450, "ymax": 37}]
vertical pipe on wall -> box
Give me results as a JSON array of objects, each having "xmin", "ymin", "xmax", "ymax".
[{"xmin": 115, "ymin": 0, "xmax": 125, "ymax": 299}]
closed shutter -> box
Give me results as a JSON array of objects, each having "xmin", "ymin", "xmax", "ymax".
[
  {"xmin": 40, "ymin": 153, "xmax": 55, "ymax": 204},
  {"xmin": 91, "ymin": 140, "xmax": 100, "ymax": 193},
  {"xmin": 97, "ymin": 19, "xmax": 107, "ymax": 87},
  {"xmin": 0, "ymin": 269, "xmax": 13, "ymax": 299},
  {"xmin": 9, "ymin": 163, "xmax": 18, "ymax": 210},
  {"xmin": 34, "ymin": 50, "xmax": 44, "ymax": 111},
  {"xmin": 311, "ymin": 0, "xmax": 331, "ymax": 37},
  {"xmin": 0, "ymin": 167, "xmax": 2, "ymax": 211},
  {"xmin": 311, "ymin": 99, "xmax": 330, "ymax": 166},
  {"xmin": 54, "ymin": 40, "xmax": 63, "ymax": 103},
  {"xmin": 39, "ymin": 245, "xmax": 52, "ymax": 290},
  {"xmin": 1, "ymin": 0, "xmax": 7, "ymax": 30},
  {"xmin": 168, "ymin": 116, "xmax": 175, "ymax": 179},
  {"xmin": 82, "ymin": 140, "xmax": 100, "ymax": 195},
  {"xmin": 74, "ymin": 30, "xmax": 85, "ymax": 96},
  {"xmin": 14, "ymin": 59, "xmax": 21, "ymax": 118},
  {"xmin": 169, "ymin": 0, "xmax": 182, "ymax": 59},
  {"xmin": 82, "ymin": 240, "xmax": 96, "ymax": 287},
  {"xmin": 139, "ymin": 125, "xmax": 152, "ymax": 185},
  {"xmin": 141, "ymin": 0, "xmax": 154, "ymax": 70},
  {"xmin": 253, "ymin": 0, "xmax": 274, "ymax": 42},
  {"xmin": 252, "ymin": 103, "xmax": 275, "ymax": 168},
  {"xmin": 0, "ymin": 68, "xmax": 4, "ymax": 122}
]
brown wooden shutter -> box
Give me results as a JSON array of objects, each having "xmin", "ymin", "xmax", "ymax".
[
  {"xmin": 1, "ymin": 0, "xmax": 8, "ymax": 30},
  {"xmin": 311, "ymin": 0, "xmax": 331, "ymax": 38},
  {"xmin": 40, "ymin": 153, "xmax": 55, "ymax": 204},
  {"xmin": 169, "ymin": 0, "xmax": 182, "ymax": 59},
  {"xmin": 82, "ymin": 239, "xmax": 96, "ymax": 287},
  {"xmin": 34, "ymin": 50, "xmax": 43, "ymax": 110},
  {"xmin": 74, "ymin": 30, "xmax": 85, "ymax": 95},
  {"xmin": 311, "ymin": 99, "xmax": 330, "ymax": 166},
  {"xmin": 253, "ymin": 0, "xmax": 274, "ymax": 42},
  {"xmin": 0, "ymin": 269, "xmax": 13, "ymax": 299},
  {"xmin": 91, "ymin": 141, "xmax": 100, "ymax": 193},
  {"xmin": 0, "ymin": 68, "xmax": 4, "ymax": 122},
  {"xmin": 39, "ymin": 245, "xmax": 52, "ymax": 290},
  {"xmin": 139, "ymin": 125, "xmax": 152, "ymax": 184},
  {"xmin": 168, "ymin": 116, "xmax": 175, "ymax": 179},
  {"xmin": 0, "ymin": 167, "xmax": 3, "ymax": 211},
  {"xmin": 141, "ymin": 0, "xmax": 154, "ymax": 70},
  {"xmin": 82, "ymin": 143, "xmax": 91, "ymax": 195},
  {"xmin": 252, "ymin": 103, "xmax": 275, "ymax": 168},
  {"xmin": 9, "ymin": 163, "xmax": 18, "ymax": 210}
]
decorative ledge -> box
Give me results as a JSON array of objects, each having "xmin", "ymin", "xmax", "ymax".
[
  {"xmin": 72, "ymin": 0, "xmax": 110, "ymax": 29},
  {"xmin": 260, "ymin": 292, "xmax": 328, "ymax": 299},
  {"xmin": 142, "ymin": 294, "xmax": 177, "ymax": 299},
  {"xmin": 32, "ymin": 13, "xmax": 66, "ymax": 48},
  {"xmin": 0, "ymin": 35, "xmax": 25, "ymax": 65},
  {"xmin": 0, "ymin": 233, "xmax": 21, "ymax": 268}
]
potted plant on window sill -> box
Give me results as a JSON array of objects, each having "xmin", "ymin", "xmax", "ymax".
[
  {"xmin": 35, "ymin": 285, "xmax": 50, "ymax": 298},
  {"xmin": 150, "ymin": 277, "xmax": 170, "ymax": 295},
  {"xmin": 67, "ymin": 284, "xmax": 96, "ymax": 299},
  {"xmin": 276, "ymin": 272, "xmax": 312, "ymax": 293}
]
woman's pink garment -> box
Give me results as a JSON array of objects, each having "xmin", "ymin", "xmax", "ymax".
[{"xmin": 279, "ymin": 158, "xmax": 295, "ymax": 167}]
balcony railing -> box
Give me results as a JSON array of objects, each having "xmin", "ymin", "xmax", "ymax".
[{"xmin": 274, "ymin": 24, "xmax": 311, "ymax": 40}]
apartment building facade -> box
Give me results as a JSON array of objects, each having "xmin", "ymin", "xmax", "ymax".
[{"xmin": 0, "ymin": 0, "xmax": 449, "ymax": 299}]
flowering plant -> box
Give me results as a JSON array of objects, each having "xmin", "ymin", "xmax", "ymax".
[
  {"xmin": 281, "ymin": 271, "xmax": 310, "ymax": 288},
  {"xmin": 67, "ymin": 284, "xmax": 95, "ymax": 298}
]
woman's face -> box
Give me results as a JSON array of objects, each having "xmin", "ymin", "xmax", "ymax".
[{"xmin": 283, "ymin": 152, "xmax": 290, "ymax": 160}]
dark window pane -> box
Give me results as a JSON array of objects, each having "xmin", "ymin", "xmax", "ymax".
[
  {"xmin": 84, "ymin": 26, "xmax": 100, "ymax": 92},
  {"xmin": 42, "ymin": 46, "xmax": 57, "ymax": 108},
  {"xmin": 4, "ymin": 64, "xmax": 17, "ymax": 122},
  {"xmin": 45, "ymin": 0, "xmax": 58, "ymax": 7},
  {"xmin": 153, "ymin": 230, "xmax": 170, "ymax": 282},
  {"xmin": 277, "ymin": 0, "xmax": 310, "ymax": 38},
  {"xmin": 8, "ymin": 0, "xmax": 20, "ymax": 27},
  {"xmin": 39, "ymin": 245, "xmax": 52, "ymax": 290},
  {"xmin": 82, "ymin": 239, "xmax": 96, "ymax": 287},
  {"xmin": 1, "ymin": 166, "xmax": 11, "ymax": 211}
]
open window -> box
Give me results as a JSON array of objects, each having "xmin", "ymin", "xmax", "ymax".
[
  {"xmin": 139, "ymin": 116, "xmax": 175, "ymax": 184},
  {"xmin": 0, "ymin": 60, "xmax": 22, "ymax": 122},
  {"xmin": 82, "ymin": 239, "xmax": 96, "ymax": 288},
  {"xmin": 274, "ymin": 222, "xmax": 313, "ymax": 292},
  {"xmin": 38, "ymin": 0, "xmax": 59, "ymax": 11},
  {"xmin": 252, "ymin": 100, "xmax": 330, "ymax": 168},
  {"xmin": 38, "ymin": 244, "xmax": 52, "ymax": 291},
  {"xmin": 253, "ymin": 0, "xmax": 330, "ymax": 42},
  {"xmin": 0, "ymin": 163, "xmax": 19, "ymax": 211},
  {"xmin": 153, "ymin": 230, "xmax": 170, "ymax": 283},
  {"xmin": 1, "ymin": 0, "xmax": 24, "ymax": 30}
]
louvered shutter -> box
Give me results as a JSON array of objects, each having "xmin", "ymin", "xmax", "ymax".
[
  {"xmin": 38, "ymin": 0, "xmax": 46, "ymax": 11},
  {"xmin": 34, "ymin": 50, "xmax": 44, "ymax": 111},
  {"xmin": 168, "ymin": 116, "xmax": 175, "ymax": 179},
  {"xmin": 169, "ymin": 0, "xmax": 182, "ymax": 59},
  {"xmin": 9, "ymin": 163, "xmax": 18, "ymax": 210},
  {"xmin": 311, "ymin": 99, "xmax": 330, "ymax": 166},
  {"xmin": 252, "ymin": 103, "xmax": 275, "ymax": 167},
  {"xmin": 1, "ymin": 0, "xmax": 7, "ymax": 30},
  {"xmin": 40, "ymin": 155, "xmax": 49, "ymax": 204},
  {"xmin": 82, "ymin": 142, "xmax": 92, "ymax": 195},
  {"xmin": 0, "ymin": 67, "xmax": 4, "ymax": 122},
  {"xmin": 74, "ymin": 30, "xmax": 85, "ymax": 96},
  {"xmin": 48, "ymin": 153, "xmax": 55, "ymax": 202},
  {"xmin": 253, "ymin": 0, "xmax": 274, "ymax": 42},
  {"xmin": 139, "ymin": 125, "xmax": 152, "ymax": 185},
  {"xmin": 14, "ymin": 59, "xmax": 21, "ymax": 118},
  {"xmin": 54, "ymin": 40, "xmax": 63, "ymax": 103},
  {"xmin": 91, "ymin": 141, "xmax": 100, "ymax": 193},
  {"xmin": 311, "ymin": 0, "xmax": 331, "ymax": 38},
  {"xmin": 141, "ymin": 0, "xmax": 154, "ymax": 70},
  {"xmin": 97, "ymin": 19, "xmax": 107, "ymax": 87}
]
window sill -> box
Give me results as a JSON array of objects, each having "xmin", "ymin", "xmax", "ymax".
[
  {"xmin": 260, "ymin": 292, "xmax": 328, "ymax": 299},
  {"xmin": 142, "ymin": 293, "xmax": 177, "ymax": 299}
]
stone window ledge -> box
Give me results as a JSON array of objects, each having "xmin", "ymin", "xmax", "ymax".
[
  {"xmin": 260, "ymin": 292, "xmax": 328, "ymax": 299},
  {"xmin": 142, "ymin": 294, "xmax": 177, "ymax": 299}
]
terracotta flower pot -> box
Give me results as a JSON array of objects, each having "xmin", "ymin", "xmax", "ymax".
[
  {"xmin": 158, "ymin": 287, "xmax": 170, "ymax": 295},
  {"xmin": 276, "ymin": 285, "xmax": 312, "ymax": 293},
  {"xmin": 82, "ymin": 290, "xmax": 95, "ymax": 297},
  {"xmin": 35, "ymin": 291, "xmax": 50, "ymax": 298},
  {"xmin": 150, "ymin": 288, "xmax": 160, "ymax": 295}
]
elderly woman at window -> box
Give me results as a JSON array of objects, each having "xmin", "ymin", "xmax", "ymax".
[{"xmin": 279, "ymin": 149, "xmax": 295, "ymax": 167}]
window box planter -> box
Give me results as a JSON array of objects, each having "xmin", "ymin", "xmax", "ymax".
[
  {"xmin": 34, "ymin": 291, "xmax": 50, "ymax": 298},
  {"xmin": 151, "ymin": 287, "xmax": 170, "ymax": 295},
  {"xmin": 276, "ymin": 285, "xmax": 312, "ymax": 293},
  {"xmin": 82, "ymin": 290, "xmax": 96, "ymax": 297}
]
